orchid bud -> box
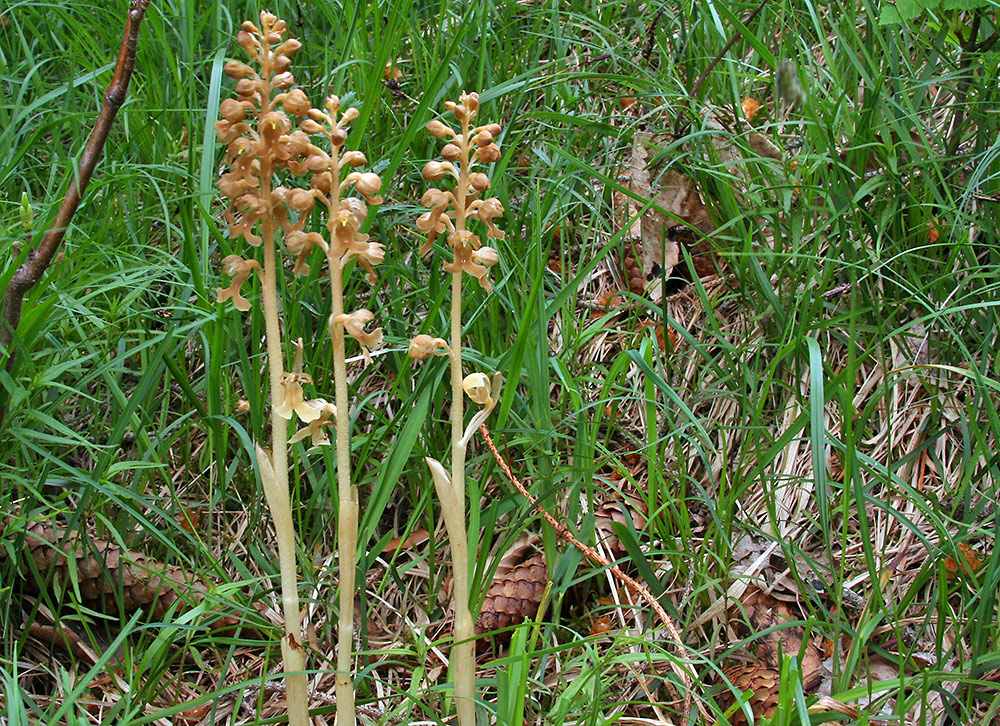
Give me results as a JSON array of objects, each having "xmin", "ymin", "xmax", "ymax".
[
  {"xmin": 469, "ymin": 172, "xmax": 490, "ymax": 191},
  {"xmin": 422, "ymin": 161, "xmax": 450, "ymax": 180},
  {"xmin": 286, "ymin": 187, "xmax": 316, "ymax": 212},
  {"xmin": 224, "ymin": 60, "xmax": 252, "ymax": 79},
  {"xmin": 426, "ymin": 120, "xmax": 452, "ymax": 138},
  {"xmin": 236, "ymin": 30, "xmax": 259, "ymax": 55},
  {"xmin": 281, "ymin": 88, "xmax": 310, "ymax": 116},
  {"xmin": 441, "ymin": 144, "xmax": 461, "ymax": 161},
  {"xmin": 276, "ymin": 38, "xmax": 302, "ymax": 55},
  {"xmin": 217, "ymin": 173, "xmax": 248, "ymax": 198},
  {"xmin": 285, "ymin": 230, "xmax": 324, "ymax": 255},
  {"xmin": 273, "ymin": 54, "xmax": 293, "ymax": 74},
  {"xmin": 220, "ymin": 98, "xmax": 247, "ymax": 123},
  {"xmin": 272, "ymin": 71, "xmax": 295, "ymax": 89},
  {"xmin": 222, "ymin": 255, "xmax": 250, "ymax": 278},
  {"xmin": 353, "ymin": 172, "xmax": 382, "ymax": 198},
  {"xmin": 476, "ymin": 144, "xmax": 501, "ymax": 163},
  {"xmin": 311, "ymin": 170, "xmax": 333, "ymax": 191},
  {"xmin": 341, "ymin": 150, "xmax": 367, "ymax": 167},
  {"xmin": 215, "ymin": 120, "xmax": 242, "ymax": 144},
  {"xmin": 462, "ymin": 92, "xmax": 480, "ymax": 111},
  {"xmin": 300, "ymin": 118, "xmax": 324, "ymax": 135},
  {"xmin": 235, "ymin": 78, "xmax": 258, "ymax": 97},
  {"xmin": 472, "ymin": 247, "xmax": 499, "ymax": 267}
]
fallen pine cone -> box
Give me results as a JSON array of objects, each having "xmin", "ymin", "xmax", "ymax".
[
  {"xmin": 4, "ymin": 516, "xmax": 245, "ymax": 633},
  {"xmin": 594, "ymin": 482, "xmax": 647, "ymax": 561},
  {"xmin": 476, "ymin": 535, "xmax": 547, "ymax": 646},
  {"xmin": 717, "ymin": 662, "xmax": 781, "ymax": 725},
  {"xmin": 731, "ymin": 587, "xmax": 825, "ymax": 692},
  {"xmin": 717, "ymin": 663, "xmax": 860, "ymax": 725}
]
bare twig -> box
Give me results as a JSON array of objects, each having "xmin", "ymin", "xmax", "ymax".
[
  {"xmin": 478, "ymin": 424, "xmax": 710, "ymax": 723},
  {"xmin": 0, "ymin": 0, "xmax": 152, "ymax": 419},
  {"xmin": 946, "ymin": 10, "xmax": 993, "ymax": 156},
  {"xmin": 643, "ymin": 8, "xmax": 666, "ymax": 63},
  {"xmin": 673, "ymin": 0, "xmax": 770, "ymax": 137}
]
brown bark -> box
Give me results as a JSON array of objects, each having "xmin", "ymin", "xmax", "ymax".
[{"xmin": 0, "ymin": 1, "xmax": 152, "ymax": 420}]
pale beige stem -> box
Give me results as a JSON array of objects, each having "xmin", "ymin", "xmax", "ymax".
[
  {"xmin": 259, "ymin": 183, "xmax": 309, "ymax": 725},
  {"xmin": 329, "ymin": 154, "xmax": 358, "ymax": 724},
  {"xmin": 255, "ymin": 26, "xmax": 308, "ymax": 721},
  {"xmin": 444, "ymin": 107, "xmax": 476, "ymax": 726},
  {"xmin": 447, "ymin": 270, "xmax": 476, "ymax": 726}
]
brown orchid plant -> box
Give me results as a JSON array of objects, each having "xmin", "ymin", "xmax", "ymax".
[
  {"xmin": 408, "ymin": 91, "xmax": 505, "ymax": 726},
  {"xmin": 214, "ymin": 11, "xmax": 383, "ymax": 726},
  {"xmin": 214, "ymin": 11, "xmax": 506, "ymax": 726}
]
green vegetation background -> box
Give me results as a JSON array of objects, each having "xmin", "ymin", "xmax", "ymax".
[{"xmin": 1, "ymin": 0, "xmax": 997, "ymax": 723}]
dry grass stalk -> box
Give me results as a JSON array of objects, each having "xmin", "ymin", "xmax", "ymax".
[{"xmin": 478, "ymin": 423, "xmax": 709, "ymax": 722}]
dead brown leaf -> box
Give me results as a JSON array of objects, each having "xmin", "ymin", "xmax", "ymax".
[
  {"xmin": 613, "ymin": 132, "xmax": 717, "ymax": 300},
  {"xmin": 742, "ymin": 97, "xmax": 761, "ymax": 120}
]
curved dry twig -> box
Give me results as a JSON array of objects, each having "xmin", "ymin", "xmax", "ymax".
[{"xmin": 478, "ymin": 424, "xmax": 710, "ymax": 723}]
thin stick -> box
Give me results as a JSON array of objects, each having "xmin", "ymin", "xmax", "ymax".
[
  {"xmin": 0, "ymin": 0, "xmax": 151, "ymax": 418},
  {"xmin": 946, "ymin": 10, "xmax": 985, "ymax": 157},
  {"xmin": 478, "ymin": 424, "xmax": 710, "ymax": 723},
  {"xmin": 672, "ymin": 0, "xmax": 770, "ymax": 137}
]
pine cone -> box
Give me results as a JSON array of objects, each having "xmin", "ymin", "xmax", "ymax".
[
  {"xmin": 731, "ymin": 587, "xmax": 825, "ymax": 692},
  {"xmin": 476, "ymin": 535, "xmax": 547, "ymax": 640},
  {"xmin": 594, "ymin": 489, "xmax": 647, "ymax": 561},
  {"xmin": 717, "ymin": 663, "xmax": 780, "ymax": 725},
  {"xmin": 8, "ymin": 517, "xmax": 241, "ymax": 632},
  {"xmin": 623, "ymin": 247, "xmax": 646, "ymax": 295}
]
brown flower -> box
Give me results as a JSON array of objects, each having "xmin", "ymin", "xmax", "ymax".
[
  {"xmin": 289, "ymin": 399, "xmax": 337, "ymax": 446},
  {"xmin": 216, "ymin": 255, "xmax": 262, "ymax": 311}
]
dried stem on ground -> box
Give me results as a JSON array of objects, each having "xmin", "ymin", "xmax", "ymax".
[{"xmin": 477, "ymin": 424, "xmax": 709, "ymax": 723}]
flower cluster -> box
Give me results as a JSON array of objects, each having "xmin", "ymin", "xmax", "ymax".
[
  {"xmin": 214, "ymin": 11, "xmax": 312, "ymax": 260},
  {"xmin": 214, "ymin": 13, "xmax": 385, "ymax": 367},
  {"xmin": 417, "ymin": 92, "xmax": 505, "ymax": 292},
  {"xmin": 301, "ymin": 95, "xmax": 385, "ymax": 362}
]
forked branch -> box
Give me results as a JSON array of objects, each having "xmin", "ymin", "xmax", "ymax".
[{"xmin": 0, "ymin": 0, "xmax": 152, "ymax": 376}]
